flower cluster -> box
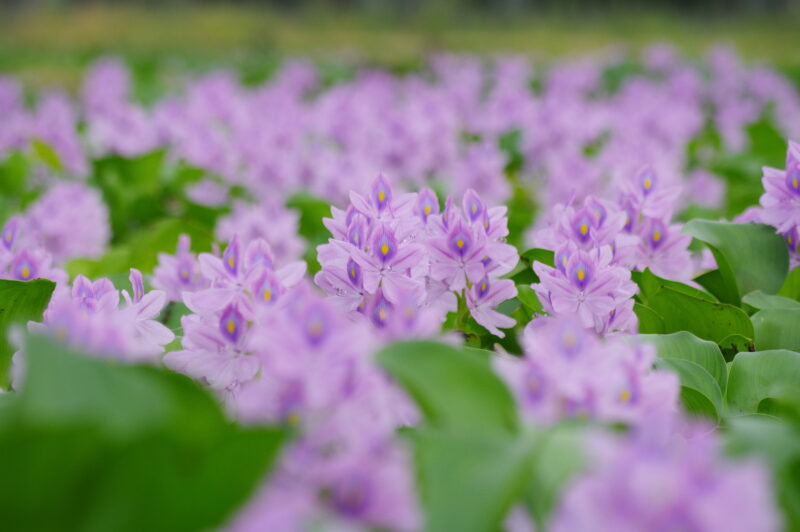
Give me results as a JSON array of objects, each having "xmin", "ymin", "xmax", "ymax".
[
  {"xmin": 0, "ymin": 216, "xmax": 66, "ymax": 284},
  {"xmin": 315, "ymin": 175, "xmax": 519, "ymax": 338},
  {"xmin": 758, "ymin": 140, "xmax": 800, "ymax": 268},
  {"xmin": 551, "ymin": 422, "xmax": 780, "ymax": 532},
  {"xmin": 496, "ymin": 315, "xmax": 679, "ymax": 425}
]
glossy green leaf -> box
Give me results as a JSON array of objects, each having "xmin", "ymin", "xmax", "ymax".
[
  {"xmin": 778, "ymin": 267, "xmax": 800, "ymax": 301},
  {"xmin": 752, "ymin": 309, "xmax": 800, "ymax": 352},
  {"xmin": 525, "ymin": 424, "xmax": 587, "ymax": 528},
  {"xmin": 640, "ymin": 331, "xmax": 727, "ymax": 394},
  {"xmin": 286, "ymin": 192, "xmax": 330, "ymax": 274},
  {"xmin": 683, "ymin": 221, "xmax": 789, "ymax": 304},
  {"xmin": 0, "ymin": 334, "xmax": 288, "ymax": 532},
  {"xmin": 67, "ymin": 218, "xmax": 214, "ymax": 278},
  {"xmin": 743, "ymin": 290, "xmax": 800, "ymax": 310},
  {"xmin": 376, "ymin": 341, "xmax": 518, "ymax": 435},
  {"xmin": 413, "ymin": 429, "xmax": 538, "ymax": 532},
  {"xmin": 656, "ymin": 358, "xmax": 723, "ymax": 420},
  {"xmin": 0, "ymin": 279, "xmax": 55, "ymax": 388},
  {"xmin": 727, "ymin": 350, "xmax": 800, "ymax": 417},
  {"xmin": 635, "ymin": 271, "xmax": 753, "ymax": 345}
]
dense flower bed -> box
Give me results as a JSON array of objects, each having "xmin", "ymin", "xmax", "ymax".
[{"xmin": 0, "ymin": 46, "xmax": 799, "ymax": 532}]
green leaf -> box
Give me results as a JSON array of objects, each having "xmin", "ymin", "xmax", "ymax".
[
  {"xmin": 683, "ymin": 221, "xmax": 789, "ymax": 304},
  {"xmin": 516, "ymin": 285, "xmax": 543, "ymax": 316},
  {"xmin": 727, "ymin": 350, "xmax": 800, "ymax": 418},
  {"xmin": 376, "ymin": 341, "xmax": 518, "ymax": 435},
  {"xmin": 0, "ymin": 279, "xmax": 55, "ymax": 388},
  {"xmin": 286, "ymin": 192, "xmax": 329, "ymax": 274},
  {"xmin": 640, "ymin": 331, "xmax": 727, "ymax": 394},
  {"xmin": 752, "ymin": 309, "xmax": 800, "ymax": 352},
  {"xmin": 31, "ymin": 139, "xmax": 63, "ymax": 172},
  {"xmin": 0, "ymin": 334, "xmax": 289, "ymax": 532},
  {"xmin": 413, "ymin": 429, "xmax": 538, "ymax": 532},
  {"xmin": 634, "ymin": 270, "xmax": 753, "ymax": 346},
  {"xmin": 525, "ymin": 424, "xmax": 587, "ymax": 528},
  {"xmin": 633, "ymin": 302, "xmax": 665, "ymax": 333},
  {"xmin": 67, "ymin": 218, "xmax": 214, "ymax": 278},
  {"xmin": 0, "ymin": 151, "xmax": 30, "ymax": 197},
  {"xmin": 694, "ymin": 269, "xmax": 738, "ymax": 305},
  {"xmin": 743, "ymin": 290, "xmax": 800, "ymax": 310},
  {"xmin": 656, "ymin": 358, "xmax": 723, "ymax": 420},
  {"xmin": 778, "ymin": 267, "xmax": 800, "ymax": 301}
]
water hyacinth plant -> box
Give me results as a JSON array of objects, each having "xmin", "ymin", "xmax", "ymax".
[{"xmin": 0, "ymin": 46, "xmax": 800, "ymax": 532}]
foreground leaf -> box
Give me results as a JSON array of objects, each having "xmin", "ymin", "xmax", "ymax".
[
  {"xmin": 0, "ymin": 279, "xmax": 55, "ymax": 388},
  {"xmin": 376, "ymin": 341, "xmax": 518, "ymax": 435}
]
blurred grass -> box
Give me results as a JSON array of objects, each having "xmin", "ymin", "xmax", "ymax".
[{"xmin": 2, "ymin": 4, "xmax": 800, "ymax": 91}]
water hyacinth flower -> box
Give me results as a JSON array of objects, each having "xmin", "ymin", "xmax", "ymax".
[
  {"xmin": 164, "ymin": 303, "xmax": 260, "ymax": 393},
  {"xmin": 759, "ymin": 141, "xmax": 800, "ymax": 246},
  {"xmin": 121, "ymin": 268, "xmax": 175, "ymax": 354},
  {"xmin": 629, "ymin": 217, "xmax": 694, "ymax": 282},
  {"xmin": 24, "ymin": 182, "xmax": 110, "ymax": 262},
  {"xmin": 152, "ymin": 234, "xmax": 208, "ymax": 302},
  {"xmin": 467, "ymin": 277, "xmax": 517, "ymax": 337},
  {"xmin": 533, "ymin": 245, "xmax": 637, "ymax": 333},
  {"xmin": 495, "ymin": 315, "xmax": 678, "ymax": 425},
  {"xmin": 341, "ymin": 224, "xmax": 426, "ymax": 304},
  {"xmin": 551, "ymin": 423, "xmax": 780, "ymax": 532},
  {"xmin": 0, "ymin": 218, "xmax": 67, "ymax": 285},
  {"xmin": 185, "ymin": 236, "xmax": 306, "ymax": 316},
  {"xmin": 427, "ymin": 217, "xmax": 488, "ymax": 291}
]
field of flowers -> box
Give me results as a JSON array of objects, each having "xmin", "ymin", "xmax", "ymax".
[{"xmin": 1, "ymin": 45, "xmax": 800, "ymax": 531}]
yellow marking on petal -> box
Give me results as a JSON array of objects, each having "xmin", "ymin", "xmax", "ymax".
[
  {"xmin": 263, "ymin": 289, "xmax": 272, "ymax": 301},
  {"xmin": 793, "ymin": 177, "xmax": 799, "ymax": 189},
  {"xmin": 381, "ymin": 243, "xmax": 389, "ymax": 255},
  {"xmin": 308, "ymin": 320, "xmax": 323, "ymax": 337},
  {"xmin": 424, "ymin": 205, "xmax": 431, "ymax": 215},
  {"xmin": 563, "ymin": 332, "xmax": 577, "ymax": 348},
  {"xmin": 287, "ymin": 413, "xmax": 300, "ymax": 426},
  {"xmin": 227, "ymin": 255, "xmax": 235, "ymax": 269},
  {"xmin": 350, "ymin": 267, "xmax": 356, "ymax": 278},
  {"xmin": 21, "ymin": 267, "xmax": 30, "ymax": 279},
  {"xmin": 620, "ymin": 389, "xmax": 631, "ymax": 403},
  {"xmin": 3, "ymin": 233, "xmax": 10, "ymax": 242},
  {"xmin": 643, "ymin": 178, "xmax": 652, "ymax": 189},
  {"xmin": 456, "ymin": 239, "xmax": 464, "ymax": 249},
  {"xmin": 579, "ymin": 223, "xmax": 588, "ymax": 236},
  {"xmin": 378, "ymin": 190, "xmax": 386, "ymax": 202},
  {"xmin": 378, "ymin": 308, "xmax": 386, "ymax": 321},
  {"xmin": 480, "ymin": 282, "xmax": 487, "ymax": 292},
  {"xmin": 180, "ymin": 269, "xmax": 189, "ymax": 279},
  {"xmin": 577, "ymin": 269, "xmax": 585, "ymax": 281},
  {"xmin": 354, "ymin": 234, "xmax": 359, "ymax": 245},
  {"xmin": 226, "ymin": 319, "xmax": 236, "ymax": 334},
  {"xmin": 789, "ymin": 236, "xmax": 794, "ymax": 246},
  {"xmin": 653, "ymin": 231, "xmax": 662, "ymax": 242},
  {"xmin": 471, "ymin": 204, "xmax": 477, "ymax": 214},
  {"xmin": 562, "ymin": 257, "xmax": 567, "ymax": 267}
]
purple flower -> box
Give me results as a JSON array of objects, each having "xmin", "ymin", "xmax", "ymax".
[
  {"xmin": 163, "ymin": 306, "xmax": 259, "ymax": 392},
  {"xmin": 467, "ymin": 277, "xmax": 517, "ymax": 337},
  {"xmin": 495, "ymin": 315, "xmax": 678, "ymax": 425},
  {"xmin": 340, "ymin": 224, "xmax": 425, "ymax": 304},
  {"xmin": 428, "ymin": 218, "xmax": 487, "ymax": 291},
  {"xmin": 551, "ymin": 424, "xmax": 780, "ymax": 532},
  {"xmin": 121, "ymin": 268, "xmax": 175, "ymax": 352},
  {"xmin": 152, "ymin": 234, "xmax": 208, "ymax": 302},
  {"xmin": 24, "ymin": 182, "xmax": 110, "ymax": 262},
  {"xmin": 760, "ymin": 140, "xmax": 800, "ymax": 232},
  {"xmin": 533, "ymin": 246, "xmax": 635, "ymax": 330}
]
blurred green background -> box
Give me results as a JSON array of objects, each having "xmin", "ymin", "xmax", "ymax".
[{"xmin": 2, "ymin": 1, "xmax": 800, "ymax": 92}]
